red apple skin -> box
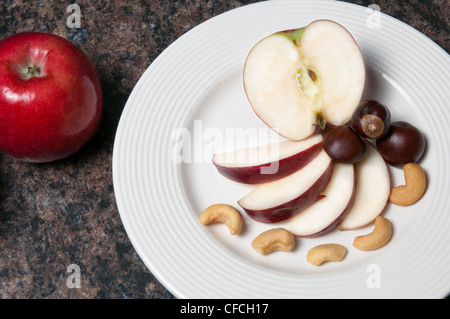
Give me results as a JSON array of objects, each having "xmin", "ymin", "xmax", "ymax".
[
  {"xmin": 238, "ymin": 161, "xmax": 334, "ymax": 223},
  {"xmin": 296, "ymin": 173, "xmax": 356, "ymax": 238},
  {"xmin": 213, "ymin": 142, "xmax": 322, "ymax": 184},
  {"xmin": 0, "ymin": 32, "xmax": 103, "ymax": 162}
]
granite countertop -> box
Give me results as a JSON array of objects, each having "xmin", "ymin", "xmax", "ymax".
[{"xmin": 0, "ymin": 0, "xmax": 448, "ymax": 299}]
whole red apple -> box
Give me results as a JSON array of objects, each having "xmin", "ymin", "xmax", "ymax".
[{"xmin": 0, "ymin": 32, "xmax": 103, "ymax": 162}]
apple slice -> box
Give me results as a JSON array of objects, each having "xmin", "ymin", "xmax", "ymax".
[
  {"xmin": 289, "ymin": 163, "xmax": 355, "ymax": 237},
  {"xmin": 338, "ymin": 141, "xmax": 391, "ymax": 230},
  {"xmin": 243, "ymin": 20, "xmax": 365, "ymax": 140},
  {"xmin": 238, "ymin": 150, "xmax": 333, "ymax": 223},
  {"xmin": 213, "ymin": 134, "xmax": 322, "ymax": 184}
]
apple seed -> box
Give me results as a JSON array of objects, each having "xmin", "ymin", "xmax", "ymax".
[{"xmin": 307, "ymin": 69, "xmax": 317, "ymax": 82}]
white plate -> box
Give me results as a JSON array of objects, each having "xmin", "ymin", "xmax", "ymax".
[{"xmin": 113, "ymin": 0, "xmax": 450, "ymax": 298}]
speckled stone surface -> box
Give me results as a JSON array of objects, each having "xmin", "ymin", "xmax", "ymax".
[{"xmin": 0, "ymin": 0, "xmax": 448, "ymax": 299}]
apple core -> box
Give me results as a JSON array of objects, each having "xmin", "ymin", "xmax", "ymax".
[{"xmin": 297, "ymin": 65, "xmax": 320, "ymax": 100}]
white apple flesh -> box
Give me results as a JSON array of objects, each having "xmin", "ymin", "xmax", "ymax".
[
  {"xmin": 338, "ymin": 141, "xmax": 391, "ymax": 230},
  {"xmin": 289, "ymin": 163, "xmax": 355, "ymax": 237},
  {"xmin": 238, "ymin": 150, "xmax": 333, "ymax": 223},
  {"xmin": 213, "ymin": 134, "xmax": 322, "ymax": 184},
  {"xmin": 243, "ymin": 20, "xmax": 365, "ymax": 140}
]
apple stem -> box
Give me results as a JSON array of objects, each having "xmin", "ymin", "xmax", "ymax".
[
  {"xmin": 317, "ymin": 117, "xmax": 327, "ymax": 131},
  {"xmin": 22, "ymin": 63, "xmax": 41, "ymax": 79}
]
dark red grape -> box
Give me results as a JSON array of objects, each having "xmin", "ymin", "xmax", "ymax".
[
  {"xmin": 376, "ymin": 121, "xmax": 425, "ymax": 167},
  {"xmin": 323, "ymin": 125, "xmax": 366, "ymax": 163},
  {"xmin": 351, "ymin": 100, "xmax": 391, "ymax": 139}
]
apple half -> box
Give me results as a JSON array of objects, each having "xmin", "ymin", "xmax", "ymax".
[
  {"xmin": 243, "ymin": 20, "xmax": 365, "ymax": 140},
  {"xmin": 213, "ymin": 134, "xmax": 322, "ymax": 184},
  {"xmin": 289, "ymin": 163, "xmax": 355, "ymax": 237},
  {"xmin": 238, "ymin": 149, "xmax": 333, "ymax": 223},
  {"xmin": 338, "ymin": 141, "xmax": 390, "ymax": 230}
]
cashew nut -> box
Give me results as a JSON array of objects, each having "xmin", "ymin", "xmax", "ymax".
[
  {"xmin": 306, "ymin": 244, "xmax": 347, "ymax": 266},
  {"xmin": 200, "ymin": 204, "xmax": 243, "ymax": 235},
  {"xmin": 389, "ymin": 163, "xmax": 426, "ymax": 206},
  {"xmin": 353, "ymin": 216, "xmax": 392, "ymax": 251},
  {"xmin": 251, "ymin": 228, "xmax": 294, "ymax": 255}
]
